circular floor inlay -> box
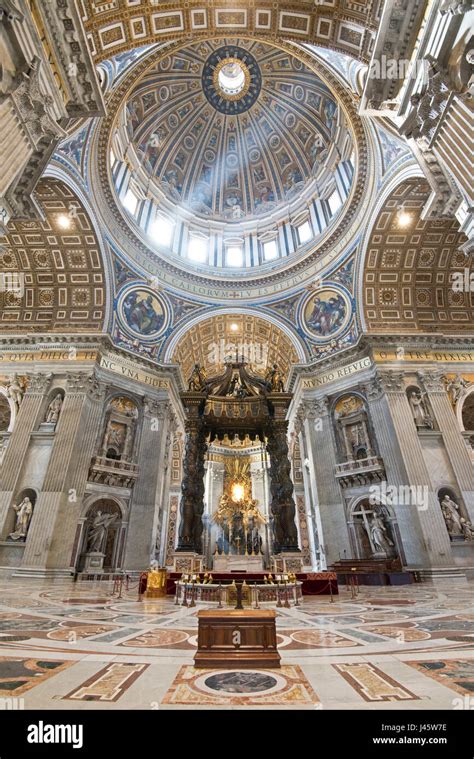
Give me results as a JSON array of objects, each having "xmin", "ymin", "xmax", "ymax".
[
  {"xmin": 203, "ymin": 671, "xmax": 278, "ymax": 694},
  {"xmin": 122, "ymin": 629, "xmax": 189, "ymax": 647}
]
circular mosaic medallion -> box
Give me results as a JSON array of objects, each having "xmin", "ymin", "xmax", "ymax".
[
  {"xmin": 301, "ymin": 285, "xmax": 351, "ymax": 342},
  {"xmin": 202, "ymin": 46, "xmax": 262, "ymax": 115},
  {"xmin": 117, "ymin": 285, "xmax": 170, "ymax": 342},
  {"xmin": 203, "ymin": 671, "xmax": 278, "ymax": 694}
]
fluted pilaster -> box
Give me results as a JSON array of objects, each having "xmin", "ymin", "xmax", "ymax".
[
  {"xmin": 22, "ymin": 372, "xmax": 95, "ymax": 568},
  {"xmin": 124, "ymin": 399, "xmax": 171, "ymax": 570},
  {"xmin": 374, "ymin": 370, "xmax": 453, "ymax": 568},
  {"xmin": 0, "ymin": 372, "xmax": 52, "ymax": 539},
  {"xmin": 301, "ymin": 397, "xmax": 351, "ymax": 566},
  {"xmin": 419, "ymin": 370, "xmax": 474, "ymax": 520}
]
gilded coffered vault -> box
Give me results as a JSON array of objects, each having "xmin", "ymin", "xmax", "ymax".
[
  {"xmin": 0, "ymin": 178, "xmax": 108, "ymax": 333},
  {"xmin": 361, "ymin": 178, "xmax": 472, "ymax": 335},
  {"xmin": 81, "ymin": 0, "xmax": 383, "ymax": 65}
]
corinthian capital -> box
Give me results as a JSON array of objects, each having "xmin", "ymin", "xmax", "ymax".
[
  {"xmin": 66, "ymin": 372, "xmax": 91, "ymax": 393},
  {"xmin": 417, "ymin": 370, "xmax": 445, "ymax": 393},
  {"xmin": 300, "ymin": 397, "xmax": 329, "ymax": 420},
  {"xmin": 87, "ymin": 376, "xmax": 108, "ymax": 402},
  {"xmin": 377, "ymin": 370, "xmax": 405, "ymax": 393},
  {"xmin": 25, "ymin": 372, "xmax": 52, "ymax": 395},
  {"xmin": 143, "ymin": 397, "xmax": 170, "ymax": 418},
  {"xmin": 362, "ymin": 377, "xmax": 384, "ymax": 402}
]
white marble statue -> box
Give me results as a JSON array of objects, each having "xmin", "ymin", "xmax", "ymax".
[
  {"xmin": 460, "ymin": 518, "xmax": 474, "ymax": 541},
  {"xmin": 369, "ymin": 514, "xmax": 394, "ymax": 554},
  {"xmin": 440, "ymin": 495, "xmax": 463, "ymax": 536},
  {"xmin": 46, "ymin": 394, "xmax": 63, "ymax": 425},
  {"xmin": 7, "ymin": 374, "xmax": 24, "ymax": 409},
  {"xmin": 446, "ymin": 374, "xmax": 468, "ymax": 405},
  {"xmin": 86, "ymin": 511, "xmax": 117, "ymax": 553},
  {"xmin": 409, "ymin": 391, "xmax": 433, "ymax": 429},
  {"xmin": 9, "ymin": 497, "xmax": 33, "ymax": 541}
]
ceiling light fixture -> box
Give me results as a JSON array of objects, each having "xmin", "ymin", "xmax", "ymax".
[
  {"xmin": 397, "ymin": 208, "xmax": 412, "ymax": 227},
  {"xmin": 57, "ymin": 215, "xmax": 71, "ymax": 229}
]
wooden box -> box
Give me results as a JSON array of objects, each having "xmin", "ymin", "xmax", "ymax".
[{"xmin": 194, "ymin": 609, "xmax": 280, "ymax": 669}]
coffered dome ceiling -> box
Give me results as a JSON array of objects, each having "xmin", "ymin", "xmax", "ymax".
[
  {"xmin": 101, "ymin": 37, "xmax": 361, "ymax": 278},
  {"xmin": 119, "ymin": 39, "xmax": 349, "ymax": 222}
]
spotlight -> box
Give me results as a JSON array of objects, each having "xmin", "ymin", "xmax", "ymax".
[
  {"xmin": 397, "ymin": 209, "xmax": 412, "ymax": 227},
  {"xmin": 57, "ymin": 215, "xmax": 71, "ymax": 229}
]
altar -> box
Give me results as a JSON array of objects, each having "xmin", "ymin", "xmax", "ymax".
[{"xmin": 213, "ymin": 555, "xmax": 264, "ymax": 572}]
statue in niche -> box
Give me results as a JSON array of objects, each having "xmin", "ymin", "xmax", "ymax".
[
  {"xmin": 7, "ymin": 374, "xmax": 24, "ymax": 409},
  {"xmin": 265, "ymin": 364, "xmax": 285, "ymax": 392},
  {"xmin": 440, "ymin": 494, "xmax": 463, "ymax": 537},
  {"xmin": 188, "ymin": 363, "xmax": 207, "ymax": 392},
  {"xmin": 408, "ymin": 390, "xmax": 434, "ymax": 429},
  {"xmin": 367, "ymin": 513, "xmax": 394, "ymax": 555},
  {"xmin": 445, "ymin": 374, "xmax": 468, "ymax": 405},
  {"xmin": 45, "ymin": 394, "xmax": 63, "ymax": 425},
  {"xmin": 460, "ymin": 518, "xmax": 474, "ymax": 541},
  {"xmin": 102, "ymin": 421, "xmax": 126, "ymax": 457},
  {"xmin": 86, "ymin": 511, "xmax": 118, "ymax": 553},
  {"xmin": 8, "ymin": 497, "xmax": 33, "ymax": 541}
]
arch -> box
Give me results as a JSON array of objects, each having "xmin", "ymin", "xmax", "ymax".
[
  {"xmin": 2, "ymin": 177, "xmax": 108, "ymax": 334},
  {"xmin": 347, "ymin": 495, "xmax": 401, "ymax": 562},
  {"xmin": 83, "ymin": 2, "xmax": 382, "ymax": 65},
  {"xmin": 331, "ymin": 392, "xmax": 377, "ymax": 463},
  {"xmin": 80, "ymin": 492, "xmax": 127, "ymax": 521},
  {"xmin": 37, "ymin": 387, "xmax": 66, "ymax": 430},
  {"xmin": 3, "ymin": 487, "xmax": 38, "ymax": 542},
  {"xmin": 458, "ymin": 387, "xmax": 474, "ymax": 432},
  {"xmin": 97, "ymin": 394, "xmax": 140, "ymax": 464},
  {"xmin": 358, "ymin": 176, "xmax": 472, "ymax": 335},
  {"xmin": 164, "ymin": 308, "xmax": 307, "ymax": 386},
  {"xmin": 79, "ymin": 497, "xmax": 126, "ymax": 571},
  {"xmin": 0, "ymin": 386, "xmax": 16, "ymax": 432}
]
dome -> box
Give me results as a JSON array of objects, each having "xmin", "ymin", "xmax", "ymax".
[{"xmin": 108, "ymin": 38, "xmax": 357, "ymax": 272}]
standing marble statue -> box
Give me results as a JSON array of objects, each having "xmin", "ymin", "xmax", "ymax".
[
  {"xmin": 7, "ymin": 374, "xmax": 24, "ymax": 409},
  {"xmin": 8, "ymin": 497, "xmax": 33, "ymax": 541},
  {"xmin": 409, "ymin": 391, "xmax": 433, "ymax": 429},
  {"xmin": 368, "ymin": 513, "xmax": 394, "ymax": 554},
  {"xmin": 46, "ymin": 394, "xmax": 63, "ymax": 425},
  {"xmin": 445, "ymin": 374, "xmax": 468, "ymax": 405},
  {"xmin": 460, "ymin": 518, "xmax": 474, "ymax": 540},
  {"xmin": 440, "ymin": 495, "xmax": 463, "ymax": 536},
  {"xmin": 86, "ymin": 511, "xmax": 117, "ymax": 553}
]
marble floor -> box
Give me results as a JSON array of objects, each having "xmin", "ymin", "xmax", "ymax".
[{"xmin": 0, "ymin": 577, "xmax": 472, "ymax": 710}]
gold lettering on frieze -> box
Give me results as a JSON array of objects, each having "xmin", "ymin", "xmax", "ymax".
[
  {"xmin": 302, "ymin": 357, "xmax": 373, "ymax": 389},
  {"xmin": 99, "ymin": 355, "xmax": 170, "ymax": 389},
  {"xmin": 0, "ymin": 350, "xmax": 98, "ymax": 363},
  {"xmin": 373, "ymin": 350, "xmax": 474, "ymax": 363}
]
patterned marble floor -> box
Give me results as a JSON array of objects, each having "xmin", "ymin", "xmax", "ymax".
[{"xmin": 0, "ymin": 577, "xmax": 472, "ymax": 710}]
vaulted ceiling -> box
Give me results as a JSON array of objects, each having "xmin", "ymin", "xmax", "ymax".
[
  {"xmin": 82, "ymin": 0, "xmax": 382, "ymax": 64},
  {"xmin": 362, "ymin": 178, "xmax": 472, "ymax": 334},
  {"xmin": 1, "ymin": 179, "xmax": 107, "ymax": 333},
  {"xmin": 171, "ymin": 313, "xmax": 300, "ymax": 383}
]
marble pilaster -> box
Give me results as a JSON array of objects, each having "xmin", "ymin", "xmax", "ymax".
[
  {"xmin": 123, "ymin": 399, "xmax": 172, "ymax": 571},
  {"xmin": 418, "ymin": 370, "xmax": 474, "ymax": 521},
  {"xmin": 21, "ymin": 373, "xmax": 102, "ymax": 569},
  {"xmin": 0, "ymin": 372, "xmax": 52, "ymax": 540},
  {"xmin": 301, "ymin": 397, "xmax": 351, "ymax": 566},
  {"xmin": 372, "ymin": 371, "xmax": 453, "ymax": 568}
]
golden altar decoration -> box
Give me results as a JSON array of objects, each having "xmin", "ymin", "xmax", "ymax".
[{"xmin": 144, "ymin": 564, "xmax": 167, "ymax": 598}]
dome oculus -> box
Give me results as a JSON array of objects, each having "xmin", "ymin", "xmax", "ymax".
[
  {"xmin": 215, "ymin": 59, "xmax": 249, "ymax": 98},
  {"xmin": 202, "ymin": 46, "xmax": 261, "ymax": 114}
]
